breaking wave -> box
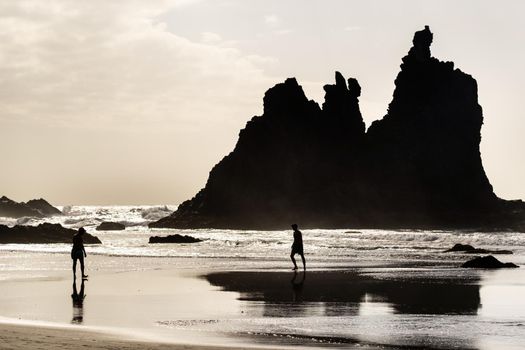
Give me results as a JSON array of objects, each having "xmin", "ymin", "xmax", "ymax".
[{"xmin": 138, "ymin": 206, "xmax": 173, "ymax": 221}]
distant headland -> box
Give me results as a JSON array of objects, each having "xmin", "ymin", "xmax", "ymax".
[
  {"xmin": 150, "ymin": 26, "xmax": 525, "ymax": 230},
  {"xmin": 0, "ymin": 196, "xmax": 62, "ymax": 218}
]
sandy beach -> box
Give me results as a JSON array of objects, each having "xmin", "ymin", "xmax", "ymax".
[
  {"xmin": 0, "ymin": 322, "xmax": 262, "ymax": 350},
  {"xmin": 0, "ymin": 255, "xmax": 284, "ymax": 349},
  {"xmin": 1, "ymin": 248, "xmax": 524, "ymax": 350}
]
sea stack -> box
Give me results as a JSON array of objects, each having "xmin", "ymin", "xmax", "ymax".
[{"xmin": 151, "ymin": 27, "xmax": 525, "ymax": 230}]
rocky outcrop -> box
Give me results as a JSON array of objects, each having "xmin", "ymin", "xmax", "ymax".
[
  {"xmin": 25, "ymin": 199, "xmax": 63, "ymax": 216},
  {"xmin": 151, "ymin": 26, "xmax": 525, "ymax": 230},
  {"xmin": 151, "ymin": 74, "xmax": 365, "ymax": 229},
  {"xmin": 365, "ymin": 25, "xmax": 497, "ymax": 226},
  {"xmin": 148, "ymin": 234, "xmax": 202, "ymax": 244},
  {"xmin": 0, "ymin": 223, "xmax": 101, "ymax": 244},
  {"xmin": 445, "ymin": 243, "xmax": 512, "ymax": 255},
  {"xmin": 0, "ymin": 196, "xmax": 62, "ymax": 218},
  {"xmin": 461, "ymin": 255, "xmax": 519, "ymax": 268},
  {"xmin": 1, "ymin": 196, "xmax": 43, "ymax": 218},
  {"xmin": 96, "ymin": 222, "xmax": 125, "ymax": 231}
]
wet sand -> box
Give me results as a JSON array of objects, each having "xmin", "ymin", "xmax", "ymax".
[
  {"xmin": 204, "ymin": 270, "xmax": 483, "ymax": 316},
  {"xmin": 0, "ymin": 322, "xmax": 260, "ymax": 350},
  {"xmin": 0, "ymin": 263, "xmax": 242, "ymax": 345},
  {"xmin": 0, "ymin": 252, "xmax": 524, "ymax": 349}
]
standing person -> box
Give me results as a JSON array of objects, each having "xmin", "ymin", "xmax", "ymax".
[
  {"xmin": 71, "ymin": 227, "xmax": 88, "ymax": 279},
  {"xmin": 290, "ymin": 224, "xmax": 306, "ymax": 271}
]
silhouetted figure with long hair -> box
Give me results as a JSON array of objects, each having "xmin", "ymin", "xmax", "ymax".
[
  {"xmin": 71, "ymin": 279, "xmax": 85, "ymax": 324},
  {"xmin": 71, "ymin": 227, "xmax": 88, "ymax": 279},
  {"xmin": 290, "ymin": 224, "xmax": 306, "ymax": 271}
]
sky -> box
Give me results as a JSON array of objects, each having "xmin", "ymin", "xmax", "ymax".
[{"xmin": 0, "ymin": 0, "xmax": 524, "ymax": 205}]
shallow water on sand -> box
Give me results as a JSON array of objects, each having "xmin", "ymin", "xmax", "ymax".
[{"xmin": 0, "ymin": 206, "xmax": 524, "ymax": 349}]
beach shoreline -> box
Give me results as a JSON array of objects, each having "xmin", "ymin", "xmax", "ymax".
[{"xmin": 0, "ymin": 321, "xmax": 277, "ymax": 350}]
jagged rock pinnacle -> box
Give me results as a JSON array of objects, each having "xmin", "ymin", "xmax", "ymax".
[
  {"xmin": 347, "ymin": 78, "xmax": 361, "ymax": 98},
  {"xmin": 322, "ymin": 72, "xmax": 365, "ymax": 136},
  {"xmin": 335, "ymin": 71, "xmax": 347, "ymax": 89},
  {"xmin": 262, "ymin": 77, "xmax": 309, "ymax": 116},
  {"xmin": 407, "ymin": 25, "xmax": 433, "ymax": 61}
]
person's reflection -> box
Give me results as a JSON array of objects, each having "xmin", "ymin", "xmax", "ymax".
[
  {"xmin": 291, "ymin": 271, "xmax": 306, "ymax": 302},
  {"xmin": 71, "ymin": 279, "xmax": 86, "ymax": 324}
]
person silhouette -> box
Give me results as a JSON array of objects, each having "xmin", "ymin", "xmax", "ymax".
[
  {"xmin": 71, "ymin": 227, "xmax": 88, "ymax": 279},
  {"xmin": 290, "ymin": 224, "xmax": 306, "ymax": 271},
  {"xmin": 71, "ymin": 279, "xmax": 86, "ymax": 324}
]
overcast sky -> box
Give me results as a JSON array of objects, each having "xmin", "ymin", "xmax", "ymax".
[{"xmin": 1, "ymin": 0, "xmax": 524, "ymax": 205}]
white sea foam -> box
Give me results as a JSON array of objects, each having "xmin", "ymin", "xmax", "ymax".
[
  {"xmin": 15, "ymin": 216, "xmax": 36, "ymax": 225},
  {"xmin": 138, "ymin": 205, "xmax": 173, "ymax": 221},
  {"xmin": 1, "ymin": 206, "xmax": 524, "ymax": 266}
]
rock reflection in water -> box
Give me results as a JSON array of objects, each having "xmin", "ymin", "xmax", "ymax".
[{"xmin": 205, "ymin": 271, "xmax": 481, "ymax": 318}]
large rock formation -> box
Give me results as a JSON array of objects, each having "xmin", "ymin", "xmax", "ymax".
[
  {"xmin": 364, "ymin": 25, "xmax": 502, "ymax": 227},
  {"xmin": 0, "ymin": 223, "xmax": 101, "ymax": 244},
  {"xmin": 151, "ymin": 26, "xmax": 525, "ymax": 230},
  {"xmin": 0, "ymin": 196, "xmax": 62, "ymax": 218}
]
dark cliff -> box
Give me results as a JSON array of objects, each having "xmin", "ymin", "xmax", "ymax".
[{"xmin": 151, "ymin": 26, "xmax": 525, "ymax": 230}]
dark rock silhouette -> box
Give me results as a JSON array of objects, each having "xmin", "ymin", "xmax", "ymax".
[
  {"xmin": 0, "ymin": 196, "xmax": 43, "ymax": 218},
  {"xmin": 151, "ymin": 26, "xmax": 525, "ymax": 230},
  {"xmin": 26, "ymin": 198, "xmax": 63, "ymax": 216},
  {"xmin": 446, "ymin": 244, "xmax": 477, "ymax": 252},
  {"xmin": 461, "ymin": 255, "xmax": 519, "ymax": 268},
  {"xmin": 0, "ymin": 223, "xmax": 101, "ymax": 244},
  {"xmin": 445, "ymin": 243, "xmax": 512, "ymax": 255},
  {"xmin": 0, "ymin": 196, "xmax": 62, "ymax": 218},
  {"xmin": 96, "ymin": 222, "xmax": 125, "ymax": 231},
  {"xmin": 148, "ymin": 234, "xmax": 202, "ymax": 244}
]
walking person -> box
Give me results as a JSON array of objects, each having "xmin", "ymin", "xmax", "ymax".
[
  {"xmin": 71, "ymin": 227, "xmax": 88, "ymax": 280},
  {"xmin": 290, "ymin": 224, "xmax": 306, "ymax": 271}
]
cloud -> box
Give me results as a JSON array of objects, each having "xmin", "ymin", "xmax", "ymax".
[
  {"xmin": 344, "ymin": 25, "xmax": 362, "ymax": 32},
  {"xmin": 264, "ymin": 14, "xmax": 279, "ymax": 25},
  {"xmin": 0, "ymin": 0, "xmax": 273, "ymax": 131},
  {"xmin": 274, "ymin": 29, "xmax": 293, "ymax": 36},
  {"xmin": 200, "ymin": 31, "xmax": 222, "ymax": 44}
]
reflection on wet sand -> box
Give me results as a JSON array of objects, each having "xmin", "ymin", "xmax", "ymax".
[
  {"xmin": 71, "ymin": 279, "xmax": 86, "ymax": 324},
  {"xmin": 290, "ymin": 271, "xmax": 305, "ymax": 302},
  {"xmin": 205, "ymin": 270, "xmax": 481, "ymax": 317}
]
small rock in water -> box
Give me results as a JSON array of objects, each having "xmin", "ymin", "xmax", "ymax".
[
  {"xmin": 96, "ymin": 222, "xmax": 126, "ymax": 231},
  {"xmin": 446, "ymin": 243, "xmax": 512, "ymax": 255},
  {"xmin": 149, "ymin": 234, "xmax": 202, "ymax": 244},
  {"xmin": 461, "ymin": 255, "xmax": 519, "ymax": 269}
]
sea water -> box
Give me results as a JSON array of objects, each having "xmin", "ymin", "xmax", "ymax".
[{"xmin": 0, "ymin": 206, "xmax": 524, "ymax": 349}]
